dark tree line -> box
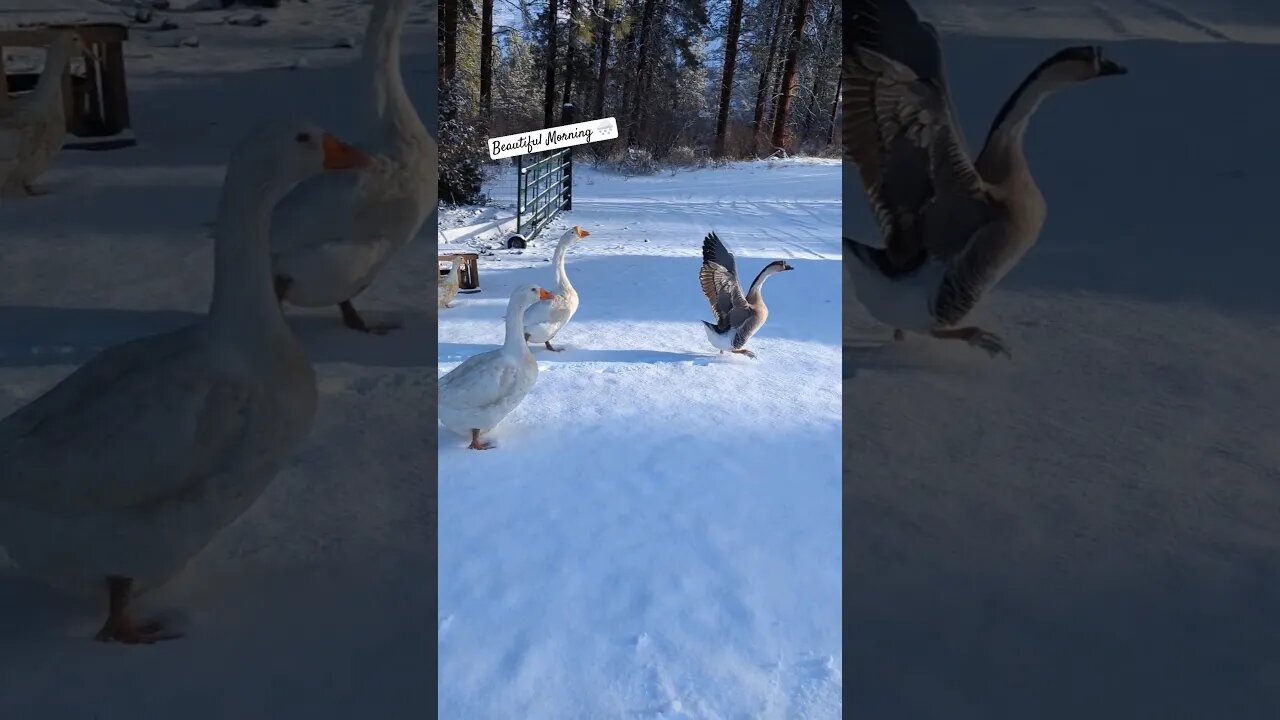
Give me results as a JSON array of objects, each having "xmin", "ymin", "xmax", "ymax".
[{"xmin": 439, "ymin": 0, "xmax": 840, "ymax": 198}]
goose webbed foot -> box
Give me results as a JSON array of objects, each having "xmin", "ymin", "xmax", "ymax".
[
  {"xmin": 22, "ymin": 182, "xmax": 48, "ymax": 197},
  {"xmin": 544, "ymin": 341, "xmax": 563, "ymax": 352},
  {"xmin": 893, "ymin": 328, "xmax": 905, "ymax": 342},
  {"xmin": 931, "ymin": 327, "xmax": 1010, "ymax": 359},
  {"xmin": 468, "ymin": 429, "xmax": 494, "ymax": 450},
  {"xmin": 94, "ymin": 577, "xmax": 181, "ymax": 645},
  {"xmin": 339, "ymin": 300, "xmax": 400, "ymax": 335},
  {"xmin": 732, "ymin": 348, "xmax": 757, "ymax": 359}
]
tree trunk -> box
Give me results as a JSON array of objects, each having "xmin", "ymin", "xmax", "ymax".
[
  {"xmin": 561, "ymin": 0, "xmax": 579, "ymax": 123},
  {"xmin": 770, "ymin": 0, "xmax": 811, "ymax": 150},
  {"xmin": 617, "ymin": 1, "xmax": 637, "ymax": 126},
  {"xmin": 625, "ymin": 0, "xmax": 658, "ymax": 146},
  {"xmin": 544, "ymin": 0, "xmax": 560, "ymax": 127},
  {"xmin": 441, "ymin": 0, "xmax": 459, "ymax": 82},
  {"xmin": 480, "ymin": 0, "xmax": 494, "ymax": 116},
  {"xmin": 593, "ymin": 0, "xmax": 614, "ymax": 118},
  {"xmin": 801, "ymin": 0, "xmax": 837, "ymax": 137},
  {"xmin": 829, "ymin": 73, "xmax": 840, "ymax": 145},
  {"xmin": 752, "ymin": 0, "xmax": 789, "ymax": 155},
  {"xmin": 713, "ymin": 0, "xmax": 744, "ymax": 158}
]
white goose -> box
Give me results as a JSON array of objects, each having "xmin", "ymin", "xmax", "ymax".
[
  {"xmin": 0, "ymin": 120, "xmax": 370, "ymax": 643},
  {"xmin": 438, "ymin": 255, "xmax": 463, "ymax": 309},
  {"xmin": 524, "ymin": 226, "xmax": 590, "ymax": 351},
  {"xmin": 270, "ymin": 0, "xmax": 437, "ymax": 334},
  {"xmin": 439, "ymin": 285, "xmax": 554, "ymax": 450},
  {"xmin": 844, "ymin": 0, "xmax": 1126, "ymax": 357},
  {"xmin": 0, "ymin": 31, "xmax": 87, "ymax": 197}
]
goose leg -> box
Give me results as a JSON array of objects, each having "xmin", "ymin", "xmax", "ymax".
[
  {"xmin": 339, "ymin": 300, "xmax": 401, "ymax": 335},
  {"xmin": 273, "ymin": 275, "xmax": 292, "ymax": 305},
  {"xmin": 930, "ymin": 327, "xmax": 1010, "ymax": 358},
  {"xmin": 94, "ymin": 576, "xmax": 181, "ymax": 644},
  {"xmin": 468, "ymin": 429, "xmax": 494, "ymax": 450},
  {"xmin": 544, "ymin": 340, "xmax": 563, "ymax": 352}
]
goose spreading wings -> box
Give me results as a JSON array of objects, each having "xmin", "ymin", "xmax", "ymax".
[
  {"xmin": 843, "ymin": 0, "xmax": 1126, "ymax": 357},
  {"xmin": 699, "ymin": 232, "xmax": 793, "ymax": 359}
]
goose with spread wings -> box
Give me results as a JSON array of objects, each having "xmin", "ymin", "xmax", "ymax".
[
  {"xmin": 699, "ymin": 232, "xmax": 793, "ymax": 359},
  {"xmin": 843, "ymin": 0, "xmax": 1126, "ymax": 357}
]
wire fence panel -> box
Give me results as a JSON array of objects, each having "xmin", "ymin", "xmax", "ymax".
[{"xmin": 516, "ymin": 147, "xmax": 573, "ymax": 241}]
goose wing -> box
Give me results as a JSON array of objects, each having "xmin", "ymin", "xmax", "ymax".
[
  {"xmin": 848, "ymin": 0, "xmax": 971, "ymax": 156},
  {"xmin": 699, "ymin": 232, "xmax": 750, "ymax": 329},
  {"xmin": 439, "ymin": 351, "xmax": 524, "ymax": 409},
  {"xmin": 844, "ymin": 0, "xmax": 990, "ymax": 269},
  {"xmin": 269, "ymin": 170, "xmax": 363, "ymax": 255},
  {"xmin": 0, "ymin": 328, "xmax": 259, "ymax": 513}
]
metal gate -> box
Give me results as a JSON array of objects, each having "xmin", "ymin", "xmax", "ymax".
[{"xmin": 516, "ymin": 147, "xmax": 572, "ymax": 241}]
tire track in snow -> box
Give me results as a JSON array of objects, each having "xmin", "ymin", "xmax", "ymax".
[
  {"xmin": 1090, "ymin": 2, "xmax": 1134, "ymax": 38},
  {"xmin": 1134, "ymin": 0, "xmax": 1233, "ymax": 41}
]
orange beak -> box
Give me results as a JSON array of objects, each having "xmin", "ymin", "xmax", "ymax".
[
  {"xmin": 538, "ymin": 288, "xmax": 555, "ymax": 301},
  {"xmin": 574, "ymin": 226, "xmax": 590, "ymax": 239},
  {"xmin": 321, "ymin": 134, "xmax": 372, "ymax": 170}
]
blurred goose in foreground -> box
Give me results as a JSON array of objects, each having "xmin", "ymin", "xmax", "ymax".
[
  {"xmin": 0, "ymin": 120, "xmax": 370, "ymax": 643},
  {"xmin": 270, "ymin": 0, "xmax": 436, "ymax": 334},
  {"xmin": 843, "ymin": 0, "xmax": 1126, "ymax": 357},
  {"xmin": 0, "ymin": 31, "xmax": 88, "ymax": 197},
  {"xmin": 699, "ymin": 232, "xmax": 793, "ymax": 359}
]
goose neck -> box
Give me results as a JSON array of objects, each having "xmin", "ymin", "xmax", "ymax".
[
  {"xmin": 552, "ymin": 238, "xmax": 575, "ymax": 292},
  {"xmin": 503, "ymin": 300, "xmax": 533, "ymax": 355},
  {"xmin": 746, "ymin": 265, "xmax": 779, "ymax": 302},
  {"xmin": 977, "ymin": 68, "xmax": 1066, "ymax": 180},
  {"xmin": 364, "ymin": 0, "xmax": 429, "ymax": 158},
  {"xmin": 208, "ymin": 172, "xmax": 291, "ymax": 345},
  {"xmin": 33, "ymin": 44, "xmax": 75, "ymax": 101}
]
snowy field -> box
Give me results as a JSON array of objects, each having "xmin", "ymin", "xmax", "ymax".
[
  {"xmin": 437, "ymin": 160, "xmax": 842, "ymax": 717},
  {"xmin": 1, "ymin": 2, "xmax": 437, "ymax": 717},
  {"xmin": 845, "ymin": 2, "xmax": 1280, "ymax": 718}
]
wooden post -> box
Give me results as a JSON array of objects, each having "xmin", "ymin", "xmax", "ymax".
[
  {"xmin": 564, "ymin": 148, "xmax": 572, "ymax": 212},
  {"xmin": 0, "ymin": 45, "xmax": 8, "ymax": 111},
  {"xmin": 102, "ymin": 38, "xmax": 129, "ymax": 134},
  {"xmin": 82, "ymin": 46, "xmax": 105, "ymax": 135}
]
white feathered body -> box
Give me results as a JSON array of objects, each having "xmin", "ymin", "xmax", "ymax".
[
  {"xmin": 438, "ymin": 259, "xmax": 461, "ymax": 308},
  {"xmin": 438, "ymin": 348, "xmax": 538, "ymax": 435},
  {"xmin": 270, "ymin": 153, "xmax": 433, "ymax": 306},
  {"xmin": 523, "ymin": 289, "xmax": 578, "ymax": 344},
  {"xmin": 846, "ymin": 247, "xmax": 949, "ymax": 333},
  {"xmin": 0, "ymin": 69, "xmax": 70, "ymax": 196},
  {"xmin": 0, "ymin": 325, "xmax": 317, "ymax": 596}
]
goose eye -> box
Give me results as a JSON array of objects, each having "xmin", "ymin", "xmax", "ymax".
[{"xmin": 295, "ymin": 132, "xmax": 312, "ymax": 144}]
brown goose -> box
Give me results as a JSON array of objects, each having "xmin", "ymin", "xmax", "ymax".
[
  {"xmin": 843, "ymin": 0, "xmax": 1126, "ymax": 357},
  {"xmin": 699, "ymin": 232, "xmax": 793, "ymax": 359}
]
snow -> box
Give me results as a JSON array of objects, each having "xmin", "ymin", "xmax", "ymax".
[
  {"xmin": 0, "ymin": 1, "xmax": 118, "ymax": 30},
  {"xmin": 1, "ymin": 2, "xmax": 437, "ymax": 717},
  {"xmin": 845, "ymin": 2, "xmax": 1280, "ymax": 718},
  {"xmin": 437, "ymin": 159, "xmax": 843, "ymax": 717},
  {"xmin": 910, "ymin": 0, "xmax": 1280, "ymax": 44}
]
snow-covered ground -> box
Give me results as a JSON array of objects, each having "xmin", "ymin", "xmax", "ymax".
[
  {"xmin": 846, "ymin": 2, "xmax": 1280, "ymax": 718},
  {"xmin": 437, "ymin": 160, "xmax": 842, "ymax": 717},
  {"xmin": 1, "ymin": 2, "xmax": 437, "ymax": 717}
]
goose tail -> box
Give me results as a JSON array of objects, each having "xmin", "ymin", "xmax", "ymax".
[{"xmin": 702, "ymin": 320, "xmax": 734, "ymax": 350}]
